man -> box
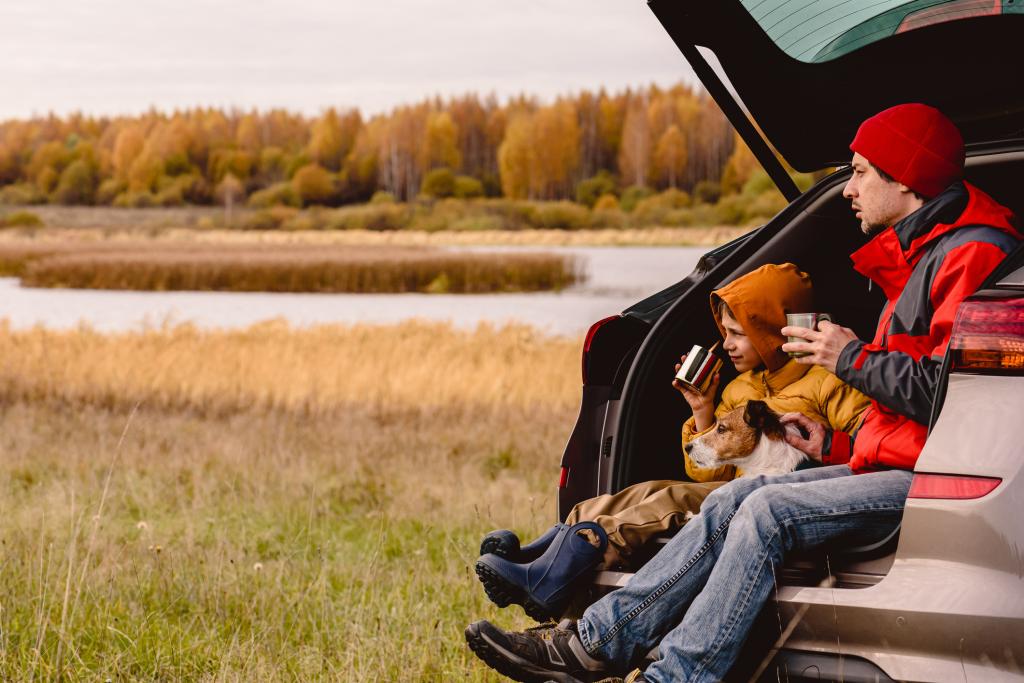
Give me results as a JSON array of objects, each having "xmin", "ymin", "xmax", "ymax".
[{"xmin": 464, "ymin": 103, "xmax": 1020, "ymax": 683}]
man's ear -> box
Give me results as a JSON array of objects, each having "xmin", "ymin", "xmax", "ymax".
[{"xmin": 743, "ymin": 400, "xmax": 785, "ymax": 439}]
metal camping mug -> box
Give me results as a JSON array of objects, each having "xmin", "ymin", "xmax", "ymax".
[
  {"xmin": 786, "ymin": 312, "xmax": 832, "ymax": 358},
  {"xmin": 675, "ymin": 343, "xmax": 724, "ymax": 393}
]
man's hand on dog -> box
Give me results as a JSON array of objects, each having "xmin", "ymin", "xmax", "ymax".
[
  {"xmin": 779, "ymin": 412, "xmax": 826, "ymax": 461},
  {"xmin": 780, "ymin": 320, "xmax": 859, "ymax": 373}
]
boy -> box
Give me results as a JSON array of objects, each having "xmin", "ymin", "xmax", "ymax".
[{"xmin": 475, "ymin": 263, "xmax": 868, "ymax": 622}]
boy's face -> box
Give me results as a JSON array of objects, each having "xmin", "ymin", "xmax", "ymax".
[{"xmin": 720, "ymin": 310, "xmax": 761, "ymax": 373}]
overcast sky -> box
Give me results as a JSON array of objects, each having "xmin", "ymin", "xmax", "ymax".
[{"xmin": 0, "ymin": 1, "xmax": 699, "ymax": 120}]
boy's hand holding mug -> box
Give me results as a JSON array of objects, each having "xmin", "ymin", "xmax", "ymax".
[{"xmin": 673, "ymin": 345, "xmax": 722, "ymax": 432}]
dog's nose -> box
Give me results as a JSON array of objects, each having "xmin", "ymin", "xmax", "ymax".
[{"xmin": 684, "ymin": 443, "xmax": 693, "ymax": 454}]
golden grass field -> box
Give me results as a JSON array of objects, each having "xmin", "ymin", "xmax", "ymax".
[{"xmin": 0, "ymin": 320, "xmax": 587, "ymax": 680}]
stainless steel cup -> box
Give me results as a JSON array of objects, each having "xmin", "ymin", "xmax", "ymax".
[
  {"xmin": 675, "ymin": 343, "xmax": 724, "ymax": 393},
  {"xmin": 786, "ymin": 312, "xmax": 832, "ymax": 357}
]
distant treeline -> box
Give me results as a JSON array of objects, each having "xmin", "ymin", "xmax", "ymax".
[{"xmin": 0, "ymin": 83, "xmax": 786, "ymax": 211}]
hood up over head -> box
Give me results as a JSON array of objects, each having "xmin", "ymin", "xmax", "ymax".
[{"xmin": 711, "ymin": 263, "xmax": 813, "ymax": 372}]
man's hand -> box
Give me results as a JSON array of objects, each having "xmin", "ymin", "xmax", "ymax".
[
  {"xmin": 780, "ymin": 320, "xmax": 859, "ymax": 373},
  {"xmin": 779, "ymin": 412, "xmax": 827, "ymax": 462}
]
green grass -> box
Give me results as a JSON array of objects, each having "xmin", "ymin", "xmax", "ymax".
[
  {"xmin": 0, "ymin": 401, "xmax": 565, "ymax": 680},
  {"xmin": 0, "ymin": 320, "xmax": 583, "ymax": 680}
]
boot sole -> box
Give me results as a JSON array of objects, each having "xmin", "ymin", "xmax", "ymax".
[
  {"xmin": 480, "ymin": 534, "xmax": 518, "ymax": 559},
  {"xmin": 474, "ymin": 560, "xmax": 561, "ymax": 623},
  {"xmin": 464, "ymin": 622, "xmax": 589, "ymax": 683}
]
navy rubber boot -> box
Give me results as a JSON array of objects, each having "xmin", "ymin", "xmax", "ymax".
[
  {"xmin": 475, "ymin": 521, "xmax": 608, "ymax": 622},
  {"xmin": 479, "ymin": 523, "xmax": 566, "ymax": 563}
]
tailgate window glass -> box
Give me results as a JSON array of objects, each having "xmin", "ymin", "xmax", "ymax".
[{"xmin": 742, "ymin": 0, "xmax": 1020, "ymax": 63}]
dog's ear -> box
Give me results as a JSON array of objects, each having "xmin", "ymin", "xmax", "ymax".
[{"xmin": 743, "ymin": 400, "xmax": 786, "ymax": 440}]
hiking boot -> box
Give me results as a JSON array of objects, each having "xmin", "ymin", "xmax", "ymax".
[
  {"xmin": 475, "ymin": 521, "xmax": 607, "ymax": 622},
  {"xmin": 480, "ymin": 523, "xmax": 567, "ymax": 562},
  {"xmin": 464, "ymin": 619, "xmax": 612, "ymax": 683}
]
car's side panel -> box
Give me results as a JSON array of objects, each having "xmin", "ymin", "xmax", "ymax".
[{"xmin": 761, "ymin": 374, "xmax": 1024, "ymax": 681}]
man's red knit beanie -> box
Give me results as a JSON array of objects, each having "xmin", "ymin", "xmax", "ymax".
[{"xmin": 850, "ymin": 103, "xmax": 964, "ymax": 198}]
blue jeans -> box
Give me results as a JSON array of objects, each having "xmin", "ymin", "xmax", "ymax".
[{"xmin": 576, "ymin": 465, "xmax": 913, "ymax": 683}]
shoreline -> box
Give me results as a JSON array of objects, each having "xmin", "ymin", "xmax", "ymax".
[{"xmin": 0, "ymin": 224, "xmax": 752, "ymax": 247}]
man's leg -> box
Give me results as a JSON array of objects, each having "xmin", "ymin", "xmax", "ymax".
[
  {"xmin": 576, "ymin": 465, "xmax": 854, "ymax": 666},
  {"xmin": 641, "ymin": 468, "xmax": 913, "ymax": 682},
  {"xmin": 465, "ymin": 465, "xmax": 859, "ymax": 682}
]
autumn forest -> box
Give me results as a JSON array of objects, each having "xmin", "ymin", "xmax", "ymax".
[{"xmin": 0, "ymin": 82, "xmax": 780, "ymax": 213}]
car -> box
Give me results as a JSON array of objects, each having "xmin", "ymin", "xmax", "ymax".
[{"xmin": 554, "ymin": 2, "xmax": 1024, "ymax": 681}]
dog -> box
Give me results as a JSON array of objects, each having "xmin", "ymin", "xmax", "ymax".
[{"xmin": 684, "ymin": 400, "xmax": 809, "ymax": 477}]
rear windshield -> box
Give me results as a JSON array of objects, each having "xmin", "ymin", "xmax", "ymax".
[{"xmin": 741, "ymin": 0, "xmax": 1021, "ymax": 63}]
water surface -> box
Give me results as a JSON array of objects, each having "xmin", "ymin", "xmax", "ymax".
[{"xmin": 0, "ymin": 246, "xmax": 708, "ymax": 337}]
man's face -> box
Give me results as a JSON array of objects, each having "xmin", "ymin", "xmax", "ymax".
[{"xmin": 842, "ymin": 152, "xmax": 910, "ymax": 236}]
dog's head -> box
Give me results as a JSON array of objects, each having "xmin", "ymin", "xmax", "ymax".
[{"xmin": 684, "ymin": 400, "xmax": 788, "ymax": 471}]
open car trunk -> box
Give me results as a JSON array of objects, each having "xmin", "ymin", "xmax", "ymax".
[
  {"xmin": 545, "ymin": 4, "xmax": 1024, "ymax": 677},
  {"xmin": 561, "ymin": 147, "xmax": 1024, "ymax": 679}
]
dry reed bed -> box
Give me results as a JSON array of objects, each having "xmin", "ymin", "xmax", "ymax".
[
  {"xmin": 0, "ymin": 241, "xmax": 582, "ymax": 293},
  {"xmin": 0, "ymin": 319, "xmax": 581, "ymax": 416},
  {"xmin": 0, "ymin": 321, "xmax": 584, "ymax": 679}
]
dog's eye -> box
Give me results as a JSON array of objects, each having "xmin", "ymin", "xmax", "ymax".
[{"xmin": 716, "ymin": 423, "xmax": 727, "ymax": 434}]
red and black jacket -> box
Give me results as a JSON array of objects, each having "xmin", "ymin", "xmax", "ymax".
[{"xmin": 828, "ymin": 181, "xmax": 1019, "ymax": 473}]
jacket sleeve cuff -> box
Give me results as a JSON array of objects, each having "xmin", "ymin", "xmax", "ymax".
[
  {"xmin": 681, "ymin": 418, "xmax": 716, "ymax": 444},
  {"xmin": 822, "ymin": 430, "xmax": 852, "ymax": 466},
  {"xmin": 835, "ymin": 339, "xmax": 865, "ymax": 381}
]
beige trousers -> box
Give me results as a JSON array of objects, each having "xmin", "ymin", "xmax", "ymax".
[{"xmin": 565, "ymin": 479, "xmax": 726, "ymax": 570}]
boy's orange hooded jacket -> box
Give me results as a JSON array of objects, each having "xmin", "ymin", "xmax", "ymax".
[{"xmin": 681, "ymin": 263, "xmax": 870, "ymax": 482}]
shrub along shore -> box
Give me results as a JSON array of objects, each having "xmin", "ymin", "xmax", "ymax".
[
  {"xmin": 0, "ymin": 241, "xmax": 582, "ymax": 294},
  {"xmin": 6, "ymin": 185, "xmax": 793, "ymax": 234}
]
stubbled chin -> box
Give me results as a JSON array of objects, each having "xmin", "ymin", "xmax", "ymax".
[{"xmin": 861, "ymin": 221, "xmax": 886, "ymax": 237}]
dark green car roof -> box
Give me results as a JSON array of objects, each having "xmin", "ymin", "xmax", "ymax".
[{"xmin": 741, "ymin": 0, "xmax": 1024, "ymax": 63}]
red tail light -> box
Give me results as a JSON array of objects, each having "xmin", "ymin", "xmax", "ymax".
[
  {"xmin": 582, "ymin": 316, "xmax": 619, "ymax": 384},
  {"xmin": 558, "ymin": 466, "xmax": 569, "ymax": 489},
  {"xmin": 897, "ymin": 0, "xmax": 1001, "ymax": 34},
  {"xmin": 908, "ymin": 473, "xmax": 1001, "ymax": 500},
  {"xmin": 949, "ymin": 296, "xmax": 1024, "ymax": 373}
]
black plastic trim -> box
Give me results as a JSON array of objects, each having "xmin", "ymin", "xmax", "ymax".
[{"xmin": 759, "ymin": 650, "xmax": 896, "ymax": 683}]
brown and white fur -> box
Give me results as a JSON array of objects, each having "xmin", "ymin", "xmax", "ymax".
[{"xmin": 684, "ymin": 400, "xmax": 809, "ymax": 477}]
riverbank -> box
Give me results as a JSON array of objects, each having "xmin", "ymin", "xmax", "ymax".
[
  {"xmin": 0, "ymin": 246, "xmax": 708, "ymax": 335},
  {"xmin": 1, "ymin": 206, "xmax": 752, "ymax": 247}
]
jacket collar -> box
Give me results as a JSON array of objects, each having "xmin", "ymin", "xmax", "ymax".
[
  {"xmin": 751, "ymin": 358, "xmax": 812, "ymax": 395},
  {"xmin": 849, "ymin": 180, "xmax": 1017, "ymax": 300},
  {"xmin": 894, "ymin": 181, "xmax": 969, "ymax": 256},
  {"xmin": 850, "ymin": 228, "xmax": 908, "ymax": 301}
]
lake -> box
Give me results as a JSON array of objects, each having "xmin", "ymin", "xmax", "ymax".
[{"xmin": 0, "ymin": 246, "xmax": 708, "ymax": 337}]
